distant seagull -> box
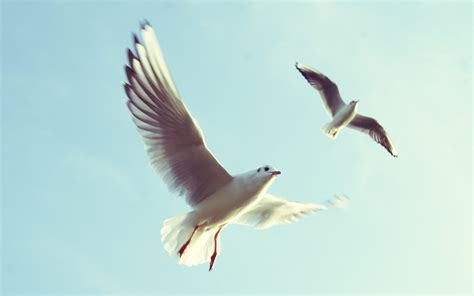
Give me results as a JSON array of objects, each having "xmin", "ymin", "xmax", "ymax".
[
  {"xmin": 295, "ymin": 63, "xmax": 398, "ymax": 157},
  {"xmin": 123, "ymin": 22, "xmax": 336, "ymax": 271}
]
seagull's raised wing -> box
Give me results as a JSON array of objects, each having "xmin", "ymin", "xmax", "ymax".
[
  {"xmin": 124, "ymin": 22, "xmax": 233, "ymax": 206},
  {"xmin": 295, "ymin": 63, "xmax": 345, "ymax": 117},
  {"xmin": 349, "ymin": 114, "xmax": 398, "ymax": 157},
  {"xmin": 234, "ymin": 194, "xmax": 325, "ymax": 229}
]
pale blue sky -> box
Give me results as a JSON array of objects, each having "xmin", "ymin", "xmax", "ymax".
[{"xmin": 1, "ymin": 1, "xmax": 472, "ymax": 294}]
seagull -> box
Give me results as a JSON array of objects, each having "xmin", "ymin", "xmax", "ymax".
[
  {"xmin": 123, "ymin": 22, "xmax": 335, "ymax": 271},
  {"xmin": 295, "ymin": 63, "xmax": 398, "ymax": 157}
]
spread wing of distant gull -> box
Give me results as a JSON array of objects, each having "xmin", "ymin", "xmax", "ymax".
[
  {"xmin": 295, "ymin": 62, "xmax": 398, "ymax": 157},
  {"xmin": 123, "ymin": 21, "xmax": 340, "ymax": 271}
]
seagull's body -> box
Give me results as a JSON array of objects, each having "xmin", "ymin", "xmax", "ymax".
[
  {"xmin": 295, "ymin": 63, "xmax": 398, "ymax": 157},
  {"xmin": 323, "ymin": 102, "xmax": 359, "ymax": 138},
  {"xmin": 124, "ymin": 23, "xmax": 329, "ymax": 271},
  {"xmin": 192, "ymin": 170, "xmax": 275, "ymax": 229},
  {"xmin": 161, "ymin": 168, "xmax": 288, "ymax": 269}
]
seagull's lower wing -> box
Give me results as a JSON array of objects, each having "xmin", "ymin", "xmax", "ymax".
[
  {"xmin": 124, "ymin": 23, "xmax": 233, "ymax": 206},
  {"xmin": 234, "ymin": 194, "xmax": 325, "ymax": 230},
  {"xmin": 348, "ymin": 114, "xmax": 398, "ymax": 157}
]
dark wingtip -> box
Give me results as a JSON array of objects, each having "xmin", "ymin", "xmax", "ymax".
[
  {"xmin": 124, "ymin": 65, "xmax": 135, "ymax": 82},
  {"xmin": 386, "ymin": 146, "xmax": 398, "ymax": 158},
  {"xmin": 123, "ymin": 82, "xmax": 131, "ymax": 95},
  {"xmin": 127, "ymin": 48, "xmax": 136, "ymax": 65},
  {"xmin": 133, "ymin": 33, "xmax": 140, "ymax": 45},
  {"xmin": 295, "ymin": 62, "xmax": 306, "ymax": 74},
  {"xmin": 123, "ymin": 83, "xmax": 134, "ymax": 104},
  {"xmin": 140, "ymin": 19, "xmax": 151, "ymax": 29}
]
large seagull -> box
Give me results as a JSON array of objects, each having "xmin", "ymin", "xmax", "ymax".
[
  {"xmin": 296, "ymin": 63, "xmax": 398, "ymax": 157},
  {"xmin": 123, "ymin": 22, "xmax": 336, "ymax": 271}
]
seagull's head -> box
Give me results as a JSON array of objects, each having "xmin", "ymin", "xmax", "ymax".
[
  {"xmin": 256, "ymin": 165, "xmax": 281, "ymax": 178},
  {"xmin": 349, "ymin": 100, "xmax": 359, "ymax": 112}
]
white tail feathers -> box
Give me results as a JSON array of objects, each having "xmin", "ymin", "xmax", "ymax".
[
  {"xmin": 160, "ymin": 213, "xmax": 220, "ymax": 266},
  {"xmin": 321, "ymin": 121, "xmax": 340, "ymax": 139}
]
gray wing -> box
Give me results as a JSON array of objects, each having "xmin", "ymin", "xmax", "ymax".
[
  {"xmin": 124, "ymin": 22, "xmax": 233, "ymax": 206},
  {"xmin": 295, "ymin": 63, "xmax": 345, "ymax": 117},
  {"xmin": 234, "ymin": 194, "xmax": 326, "ymax": 229},
  {"xmin": 349, "ymin": 114, "xmax": 398, "ymax": 157}
]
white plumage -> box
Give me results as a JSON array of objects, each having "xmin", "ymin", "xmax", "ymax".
[
  {"xmin": 124, "ymin": 22, "xmax": 336, "ymax": 270},
  {"xmin": 296, "ymin": 63, "xmax": 398, "ymax": 157}
]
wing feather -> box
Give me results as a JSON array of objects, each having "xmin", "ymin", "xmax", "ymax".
[
  {"xmin": 124, "ymin": 22, "xmax": 233, "ymax": 206},
  {"xmin": 234, "ymin": 194, "xmax": 326, "ymax": 229},
  {"xmin": 349, "ymin": 114, "xmax": 398, "ymax": 157},
  {"xmin": 295, "ymin": 63, "xmax": 346, "ymax": 116}
]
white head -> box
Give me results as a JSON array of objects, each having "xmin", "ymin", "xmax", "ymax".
[
  {"xmin": 256, "ymin": 165, "xmax": 281, "ymax": 177},
  {"xmin": 239, "ymin": 165, "xmax": 281, "ymax": 194},
  {"xmin": 349, "ymin": 100, "xmax": 359, "ymax": 111}
]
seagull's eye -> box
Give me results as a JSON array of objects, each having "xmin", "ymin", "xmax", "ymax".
[
  {"xmin": 264, "ymin": 167, "xmax": 269, "ymax": 172},
  {"xmin": 257, "ymin": 168, "xmax": 261, "ymax": 172}
]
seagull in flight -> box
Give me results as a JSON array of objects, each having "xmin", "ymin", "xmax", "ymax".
[
  {"xmin": 123, "ymin": 22, "xmax": 335, "ymax": 271},
  {"xmin": 295, "ymin": 63, "xmax": 398, "ymax": 157}
]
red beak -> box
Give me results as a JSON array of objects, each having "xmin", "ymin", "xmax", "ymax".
[{"xmin": 271, "ymin": 171, "xmax": 281, "ymax": 176}]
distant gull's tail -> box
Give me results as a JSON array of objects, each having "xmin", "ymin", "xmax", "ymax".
[{"xmin": 321, "ymin": 121, "xmax": 340, "ymax": 139}]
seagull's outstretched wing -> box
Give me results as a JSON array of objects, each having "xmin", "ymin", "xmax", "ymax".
[
  {"xmin": 234, "ymin": 194, "xmax": 325, "ymax": 229},
  {"xmin": 295, "ymin": 63, "xmax": 345, "ymax": 117},
  {"xmin": 349, "ymin": 114, "xmax": 398, "ymax": 157},
  {"xmin": 124, "ymin": 22, "xmax": 233, "ymax": 206}
]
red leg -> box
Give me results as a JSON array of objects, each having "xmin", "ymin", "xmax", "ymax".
[
  {"xmin": 178, "ymin": 224, "xmax": 200, "ymax": 257},
  {"xmin": 209, "ymin": 228, "xmax": 222, "ymax": 271}
]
